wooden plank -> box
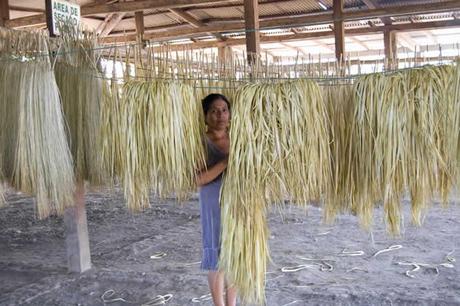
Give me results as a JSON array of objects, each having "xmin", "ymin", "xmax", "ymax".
[
  {"xmin": 9, "ymin": 5, "xmax": 45, "ymax": 14},
  {"xmin": 82, "ymin": 0, "xmax": 233, "ymax": 15},
  {"xmin": 333, "ymin": 0, "xmax": 345, "ymax": 61},
  {"xmin": 97, "ymin": 13, "xmax": 126, "ymax": 36},
  {"xmin": 384, "ymin": 29, "xmax": 397, "ymax": 68},
  {"xmin": 0, "ymin": 0, "xmax": 10, "ymax": 27},
  {"xmin": 135, "ymin": 10, "xmax": 145, "ymax": 45},
  {"xmin": 169, "ymin": 8, "xmax": 226, "ymax": 41},
  {"xmin": 169, "ymin": 8, "xmax": 203, "ymax": 28},
  {"xmin": 135, "ymin": 11, "xmax": 145, "ymax": 35},
  {"xmin": 6, "ymin": 14, "xmax": 45, "ymax": 28},
  {"xmin": 244, "ymin": 0, "xmax": 260, "ymax": 64},
  {"xmin": 64, "ymin": 182, "xmax": 91, "ymax": 273},
  {"xmin": 218, "ymin": 46, "xmax": 232, "ymax": 61}
]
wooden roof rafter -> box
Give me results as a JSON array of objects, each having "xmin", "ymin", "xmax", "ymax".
[
  {"xmin": 144, "ymin": 19, "xmax": 460, "ymax": 51},
  {"xmin": 96, "ymin": 0, "xmax": 460, "ymax": 44},
  {"xmin": 168, "ymin": 8, "xmax": 226, "ymax": 41}
]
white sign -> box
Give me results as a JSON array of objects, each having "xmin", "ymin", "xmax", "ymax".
[{"xmin": 50, "ymin": 0, "xmax": 80, "ymax": 35}]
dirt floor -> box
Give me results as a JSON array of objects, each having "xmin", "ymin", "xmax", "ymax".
[{"xmin": 0, "ymin": 187, "xmax": 459, "ymax": 306}]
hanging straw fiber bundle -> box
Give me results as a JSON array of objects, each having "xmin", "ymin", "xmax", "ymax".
[
  {"xmin": 54, "ymin": 29, "xmax": 105, "ymax": 185},
  {"xmin": 348, "ymin": 64, "xmax": 460, "ymax": 234},
  {"xmin": 220, "ymin": 79, "xmax": 331, "ymax": 305},
  {"xmin": 323, "ymin": 82, "xmax": 355, "ymax": 223},
  {"xmin": 0, "ymin": 29, "xmax": 74, "ymax": 218},
  {"xmin": 115, "ymin": 79, "xmax": 205, "ymax": 211},
  {"xmin": 101, "ymin": 69, "xmax": 123, "ymax": 181}
]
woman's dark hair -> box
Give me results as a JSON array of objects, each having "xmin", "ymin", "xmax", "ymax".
[{"xmin": 202, "ymin": 93, "xmax": 230, "ymax": 116}]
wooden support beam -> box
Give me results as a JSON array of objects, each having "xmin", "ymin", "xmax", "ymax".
[
  {"xmin": 135, "ymin": 11, "xmax": 145, "ymax": 46},
  {"xmin": 9, "ymin": 5, "xmax": 44, "ymax": 14},
  {"xmin": 218, "ymin": 46, "xmax": 232, "ymax": 61},
  {"xmin": 135, "ymin": 11, "xmax": 145, "ymax": 35},
  {"xmin": 98, "ymin": 13, "xmax": 126, "ymax": 36},
  {"xmin": 140, "ymin": 19, "xmax": 460, "ymax": 52},
  {"xmin": 64, "ymin": 183, "xmax": 91, "ymax": 273},
  {"xmin": 0, "ymin": 0, "xmax": 10, "ymax": 27},
  {"xmin": 333, "ymin": 0, "xmax": 345, "ymax": 61},
  {"xmin": 169, "ymin": 8, "xmax": 203, "ymax": 28},
  {"xmin": 243, "ymin": 0, "xmax": 260, "ymax": 64},
  {"xmin": 384, "ymin": 29, "xmax": 397, "ymax": 69},
  {"xmin": 169, "ymin": 8, "xmax": 225, "ymax": 41}
]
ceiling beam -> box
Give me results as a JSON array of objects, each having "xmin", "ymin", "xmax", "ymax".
[
  {"xmin": 5, "ymin": 0, "xmax": 235, "ymax": 28},
  {"xmin": 97, "ymin": 13, "xmax": 126, "ymax": 36},
  {"xmin": 99, "ymin": 0, "xmax": 460, "ymax": 44},
  {"xmin": 143, "ymin": 19, "xmax": 460, "ymax": 52},
  {"xmin": 0, "ymin": 0, "xmax": 9, "ymax": 27},
  {"xmin": 168, "ymin": 8, "xmax": 226, "ymax": 41},
  {"xmin": 9, "ymin": 5, "xmax": 45, "ymax": 13}
]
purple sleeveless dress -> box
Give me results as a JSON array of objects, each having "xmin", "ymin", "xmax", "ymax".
[{"xmin": 199, "ymin": 137, "xmax": 227, "ymax": 271}]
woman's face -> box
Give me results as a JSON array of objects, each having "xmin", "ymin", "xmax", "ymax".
[{"xmin": 205, "ymin": 99, "xmax": 230, "ymax": 131}]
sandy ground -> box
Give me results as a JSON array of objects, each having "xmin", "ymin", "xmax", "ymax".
[{"xmin": 0, "ymin": 188, "xmax": 459, "ymax": 306}]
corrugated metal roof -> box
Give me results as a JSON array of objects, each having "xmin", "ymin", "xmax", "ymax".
[
  {"xmin": 188, "ymin": 6, "xmax": 243, "ymax": 20},
  {"xmin": 6, "ymin": 0, "xmax": 460, "ymax": 60}
]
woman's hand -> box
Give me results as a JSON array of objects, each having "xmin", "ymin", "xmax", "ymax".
[{"xmin": 196, "ymin": 158, "xmax": 228, "ymax": 187}]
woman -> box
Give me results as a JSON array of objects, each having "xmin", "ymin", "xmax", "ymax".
[{"xmin": 196, "ymin": 93, "xmax": 237, "ymax": 306}]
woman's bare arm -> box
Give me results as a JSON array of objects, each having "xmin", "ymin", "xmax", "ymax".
[{"xmin": 196, "ymin": 159, "xmax": 228, "ymax": 187}]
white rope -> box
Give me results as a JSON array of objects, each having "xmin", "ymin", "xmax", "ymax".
[
  {"xmin": 373, "ymin": 245, "xmax": 402, "ymax": 257},
  {"xmin": 141, "ymin": 294, "xmax": 173, "ymax": 306},
  {"xmin": 397, "ymin": 250, "xmax": 455, "ymax": 278},
  {"xmin": 101, "ymin": 290, "xmax": 172, "ymax": 305},
  {"xmin": 150, "ymin": 252, "xmax": 167, "ymax": 259},
  {"xmin": 101, "ymin": 289, "xmax": 134, "ymax": 304},
  {"xmin": 281, "ymin": 300, "xmax": 301, "ymax": 306},
  {"xmin": 191, "ymin": 293, "xmax": 212, "ymax": 303},
  {"xmin": 281, "ymin": 264, "xmax": 317, "ymax": 273},
  {"xmin": 339, "ymin": 249, "xmax": 365, "ymax": 256}
]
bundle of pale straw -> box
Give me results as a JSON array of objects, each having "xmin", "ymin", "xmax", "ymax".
[
  {"xmin": 220, "ymin": 79, "xmax": 331, "ymax": 305},
  {"xmin": 0, "ymin": 28, "xmax": 74, "ymax": 218}
]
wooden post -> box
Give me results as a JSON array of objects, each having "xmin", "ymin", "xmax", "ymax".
[
  {"xmin": 333, "ymin": 0, "xmax": 345, "ymax": 62},
  {"xmin": 243, "ymin": 0, "xmax": 260, "ymax": 65},
  {"xmin": 64, "ymin": 182, "xmax": 91, "ymax": 273},
  {"xmin": 44, "ymin": 0, "xmax": 56, "ymax": 37},
  {"xmin": 384, "ymin": 29, "xmax": 397, "ymax": 69},
  {"xmin": 135, "ymin": 11, "xmax": 146, "ymax": 48},
  {"xmin": 0, "ymin": 0, "xmax": 10, "ymax": 27},
  {"xmin": 218, "ymin": 46, "xmax": 232, "ymax": 62}
]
